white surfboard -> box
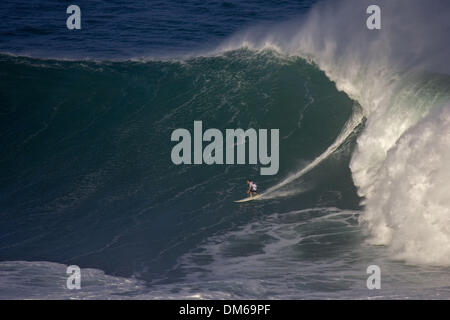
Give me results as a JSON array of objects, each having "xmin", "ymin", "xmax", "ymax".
[{"xmin": 234, "ymin": 194, "xmax": 262, "ymax": 203}]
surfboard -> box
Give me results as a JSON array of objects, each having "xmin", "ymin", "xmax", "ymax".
[{"xmin": 234, "ymin": 195, "xmax": 261, "ymax": 203}]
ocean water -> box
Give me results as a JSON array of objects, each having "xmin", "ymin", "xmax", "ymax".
[{"xmin": 1, "ymin": 0, "xmax": 450, "ymax": 299}]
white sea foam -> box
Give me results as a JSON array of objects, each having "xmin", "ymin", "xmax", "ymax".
[
  {"xmin": 0, "ymin": 261, "xmax": 146, "ymax": 299},
  {"xmin": 212, "ymin": 0, "xmax": 450, "ymax": 265}
]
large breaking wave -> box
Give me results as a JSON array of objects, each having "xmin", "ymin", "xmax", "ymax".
[
  {"xmin": 212, "ymin": 0, "xmax": 450, "ymax": 265},
  {"xmin": 2, "ymin": 0, "xmax": 450, "ymax": 300}
]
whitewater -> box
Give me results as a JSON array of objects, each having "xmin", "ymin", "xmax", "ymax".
[
  {"xmin": 210, "ymin": 0, "xmax": 450, "ymax": 267},
  {"xmin": 1, "ymin": 0, "xmax": 450, "ymax": 299}
]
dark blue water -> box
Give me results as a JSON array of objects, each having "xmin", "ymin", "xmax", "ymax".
[
  {"xmin": 0, "ymin": 0, "xmax": 316, "ymax": 58},
  {"xmin": 1, "ymin": 0, "xmax": 450, "ymax": 299}
]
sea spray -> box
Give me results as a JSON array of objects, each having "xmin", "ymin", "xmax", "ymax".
[{"xmin": 213, "ymin": 0, "xmax": 450, "ymax": 265}]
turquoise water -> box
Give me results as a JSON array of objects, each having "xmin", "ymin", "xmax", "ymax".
[
  {"xmin": 0, "ymin": 50, "xmax": 358, "ymax": 281},
  {"xmin": 1, "ymin": 0, "xmax": 450, "ymax": 299}
]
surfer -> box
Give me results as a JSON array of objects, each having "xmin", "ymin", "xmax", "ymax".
[{"xmin": 247, "ymin": 179, "xmax": 258, "ymax": 198}]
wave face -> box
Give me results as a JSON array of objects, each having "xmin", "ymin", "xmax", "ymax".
[
  {"xmin": 216, "ymin": 0, "xmax": 450, "ymax": 266},
  {"xmin": 2, "ymin": 0, "xmax": 450, "ymax": 299},
  {"xmin": 0, "ymin": 51, "xmax": 360, "ymax": 289}
]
